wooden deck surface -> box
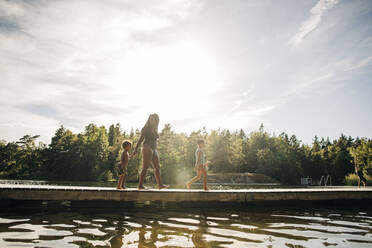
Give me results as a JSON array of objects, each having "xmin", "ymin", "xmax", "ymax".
[{"xmin": 1, "ymin": 185, "xmax": 371, "ymax": 203}]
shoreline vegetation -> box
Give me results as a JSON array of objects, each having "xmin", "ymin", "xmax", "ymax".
[
  {"xmin": 0, "ymin": 123, "xmax": 371, "ymax": 186},
  {"xmin": 345, "ymin": 173, "xmax": 372, "ymax": 186}
]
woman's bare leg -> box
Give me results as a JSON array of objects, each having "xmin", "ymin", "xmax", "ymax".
[
  {"xmin": 152, "ymin": 151, "xmax": 169, "ymax": 189},
  {"xmin": 186, "ymin": 168, "xmax": 202, "ymax": 189},
  {"xmin": 138, "ymin": 145, "xmax": 153, "ymax": 189}
]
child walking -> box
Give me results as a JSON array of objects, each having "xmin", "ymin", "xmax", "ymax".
[
  {"xmin": 186, "ymin": 139, "xmax": 208, "ymax": 190},
  {"xmin": 354, "ymin": 156, "xmax": 366, "ymax": 188},
  {"xmin": 116, "ymin": 140, "xmax": 132, "ymax": 190}
]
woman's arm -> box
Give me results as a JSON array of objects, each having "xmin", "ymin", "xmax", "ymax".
[{"xmin": 132, "ymin": 133, "xmax": 144, "ymax": 156}]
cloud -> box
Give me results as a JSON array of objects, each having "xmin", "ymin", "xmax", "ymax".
[
  {"xmin": 290, "ymin": 0, "xmax": 339, "ymax": 47},
  {"xmin": 355, "ymin": 55, "xmax": 372, "ymax": 69},
  {"xmin": 0, "ymin": 0, "xmax": 371, "ymax": 145},
  {"xmin": 0, "ymin": 0, "xmax": 202, "ymax": 142},
  {"xmin": 0, "ymin": 0, "xmax": 26, "ymax": 17},
  {"xmin": 280, "ymin": 54, "xmax": 372, "ymax": 105},
  {"xmin": 235, "ymin": 106, "xmax": 276, "ymax": 118},
  {"xmin": 231, "ymin": 100, "xmax": 241, "ymax": 111}
]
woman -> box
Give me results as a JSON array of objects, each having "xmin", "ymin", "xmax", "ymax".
[{"xmin": 132, "ymin": 114, "xmax": 169, "ymax": 190}]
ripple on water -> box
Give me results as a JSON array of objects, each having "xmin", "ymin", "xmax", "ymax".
[
  {"xmin": 38, "ymin": 236, "xmax": 86, "ymax": 248},
  {"xmin": 208, "ymin": 227, "xmax": 265, "ymax": 243},
  {"xmin": 271, "ymin": 214, "xmax": 331, "ymax": 222},
  {"xmin": 72, "ymin": 220, "xmax": 91, "ymax": 225},
  {"xmin": 327, "ymin": 220, "xmax": 372, "ymax": 231},
  {"xmin": 167, "ymin": 217, "xmax": 200, "ymax": 224},
  {"xmin": 230, "ymin": 223, "xmax": 258, "ymax": 229},
  {"xmin": 73, "ymin": 220, "xmax": 101, "ymax": 228},
  {"xmin": 0, "ymin": 218, "xmax": 30, "ymax": 224},
  {"xmin": 1, "ymin": 223, "xmax": 74, "ymax": 246},
  {"xmin": 122, "ymin": 230, "xmax": 140, "ymax": 247},
  {"xmin": 92, "ymin": 219, "xmax": 107, "ymax": 223},
  {"xmin": 124, "ymin": 221, "xmax": 142, "ymax": 228},
  {"xmin": 155, "ymin": 234, "xmax": 192, "ymax": 247},
  {"xmin": 203, "ymin": 232, "xmax": 262, "ymax": 247},
  {"xmin": 10, "ymin": 224, "xmax": 73, "ymax": 236},
  {"xmin": 158, "ymin": 221, "xmax": 199, "ymax": 231},
  {"xmin": 76, "ymin": 228, "xmax": 106, "ymax": 236},
  {"xmin": 207, "ymin": 216, "xmax": 230, "ymax": 221},
  {"xmin": 49, "ymin": 224, "xmax": 76, "ymax": 228},
  {"xmin": 0, "ymin": 207, "xmax": 371, "ymax": 248}
]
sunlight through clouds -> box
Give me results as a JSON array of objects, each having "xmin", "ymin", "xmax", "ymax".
[
  {"xmin": 0, "ymin": 0, "xmax": 207, "ymax": 142},
  {"xmin": 102, "ymin": 39, "xmax": 223, "ymax": 133},
  {"xmin": 0, "ymin": 0, "xmax": 371, "ymax": 144},
  {"xmin": 107, "ymin": 40, "xmax": 220, "ymax": 98}
]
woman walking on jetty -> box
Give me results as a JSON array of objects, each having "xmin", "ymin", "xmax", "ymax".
[{"xmin": 132, "ymin": 114, "xmax": 169, "ymax": 190}]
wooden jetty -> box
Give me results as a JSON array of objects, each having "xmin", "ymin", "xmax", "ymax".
[{"xmin": 0, "ymin": 185, "xmax": 372, "ymax": 203}]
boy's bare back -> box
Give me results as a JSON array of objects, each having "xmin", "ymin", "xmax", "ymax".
[
  {"xmin": 117, "ymin": 140, "xmax": 132, "ymax": 190},
  {"xmin": 120, "ymin": 150, "xmax": 129, "ymax": 168}
]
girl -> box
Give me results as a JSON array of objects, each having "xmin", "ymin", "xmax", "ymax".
[
  {"xmin": 132, "ymin": 114, "xmax": 169, "ymax": 190},
  {"xmin": 186, "ymin": 139, "xmax": 208, "ymax": 190},
  {"xmin": 354, "ymin": 157, "xmax": 366, "ymax": 188}
]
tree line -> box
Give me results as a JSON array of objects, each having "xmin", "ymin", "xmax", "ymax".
[{"xmin": 0, "ymin": 123, "xmax": 371, "ymax": 185}]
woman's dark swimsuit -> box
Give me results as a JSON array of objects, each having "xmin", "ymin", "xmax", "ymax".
[{"xmin": 142, "ymin": 127, "xmax": 159, "ymax": 151}]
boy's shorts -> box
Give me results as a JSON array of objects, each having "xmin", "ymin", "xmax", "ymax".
[{"xmin": 117, "ymin": 163, "xmax": 127, "ymax": 176}]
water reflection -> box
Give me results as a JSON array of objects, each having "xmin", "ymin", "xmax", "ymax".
[{"xmin": 0, "ymin": 206, "xmax": 372, "ymax": 247}]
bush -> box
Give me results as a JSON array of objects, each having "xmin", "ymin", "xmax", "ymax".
[
  {"xmin": 98, "ymin": 170, "xmax": 113, "ymax": 182},
  {"xmin": 345, "ymin": 173, "xmax": 372, "ymax": 186}
]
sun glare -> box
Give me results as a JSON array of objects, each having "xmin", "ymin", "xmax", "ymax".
[
  {"xmin": 121, "ymin": 41, "xmax": 219, "ymax": 97},
  {"xmin": 106, "ymin": 40, "xmax": 223, "ymax": 128}
]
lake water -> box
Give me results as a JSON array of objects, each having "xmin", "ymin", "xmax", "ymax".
[
  {"xmin": 0, "ymin": 180, "xmax": 371, "ymax": 247},
  {"xmin": 1, "ymin": 204, "xmax": 372, "ymax": 248}
]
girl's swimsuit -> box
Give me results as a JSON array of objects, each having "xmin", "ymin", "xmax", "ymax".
[
  {"xmin": 195, "ymin": 147, "xmax": 206, "ymax": 166},
  {"xmin": 357, "ymin": 169, "xmax": 366, "ymax": 182}
]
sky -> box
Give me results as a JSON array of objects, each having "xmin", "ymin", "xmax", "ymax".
[{"xmin": 0, "ymin": 0, "xmax": 371, "ymax": 145}]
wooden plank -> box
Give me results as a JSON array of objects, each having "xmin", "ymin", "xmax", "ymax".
[{"xmin": 0, "ymin": 185, "xmax": 371, "ymax": 203}]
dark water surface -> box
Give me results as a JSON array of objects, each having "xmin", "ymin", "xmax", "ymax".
[{"xmin": 0, "ymin": 203, "xmax": 372, "ymax": 248}]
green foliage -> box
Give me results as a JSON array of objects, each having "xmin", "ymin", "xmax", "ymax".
[
  {"xmin": 0, "ymin": 123, "xmax": 371, "ymax": 185},
  {"xmin": 0, "ymin": 135, "xmax": 44, "ymax": 179},
  {"xmin": 345, "ymin": 173, "xmax": 372, "ymax": 186},
  {"xmin": 349, "ymin": 138, "xmax": 372, "ymax": 175},
  {"xmin": 157, "ymin": 124, "xmax": 188, "ymax": 184}
]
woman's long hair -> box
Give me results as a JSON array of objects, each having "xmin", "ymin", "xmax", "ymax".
[{"xmin": 143, "ymin": 113, "xmax": 159, "ymax": 136}]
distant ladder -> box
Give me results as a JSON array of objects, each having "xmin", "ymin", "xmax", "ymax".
[{"xmin": 319, "ymin": 175, "xmax": 332, "ymax": 186}]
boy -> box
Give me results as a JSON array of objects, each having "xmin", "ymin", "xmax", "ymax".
[
  {"xmin": 186, "ymin": 139, "xmax": 208, "ymax": 190},
  {"xmin": 116, "ymin": 140, "xmax": 132, "ymax": 190}
]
